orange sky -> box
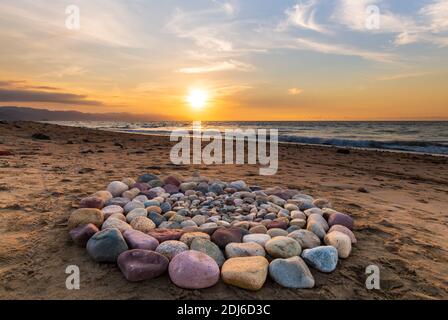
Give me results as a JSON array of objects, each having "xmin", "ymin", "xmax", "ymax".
[{"xmin": 1, "ymin": 0, "xmax": 447, "ymax": 120}]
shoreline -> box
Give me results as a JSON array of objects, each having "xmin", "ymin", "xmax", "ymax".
[
  {"xmin": 40, "ymin": 120, "xmax": 448, "ymax": 158},
  {"xmin": 0, "ymin": 121, "xmax": 447, "ymax": 299}
]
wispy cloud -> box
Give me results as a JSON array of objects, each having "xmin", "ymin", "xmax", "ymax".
[
  {"xmin": 293, "ymin": 38, "xmax": 396, "ymax": 63},
  {"xmin": 178, "ymin": 60, "xmax": 254, "ymax": 74},
  {"xmin": 378, "ymin": 71, "xmax": 433, "ymax": 81},
  {"xmin": 279, "ymin": 0, "xmax": 328, "ymax": 33}
]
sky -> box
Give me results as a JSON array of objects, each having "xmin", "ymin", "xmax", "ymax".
[{"xmin": 0, "ymin": 0, "xmax": 447, "ymax": 120}]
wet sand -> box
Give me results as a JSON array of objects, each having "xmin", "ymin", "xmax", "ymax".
[{"xmin": 0, "ymin": 121, "xmax": 447, "ymax": 299}]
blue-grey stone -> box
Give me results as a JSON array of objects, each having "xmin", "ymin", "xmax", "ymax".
[
  {"xmin": 196, "ymin": 182, "xmax": 209, "ymax": 195},
  {"xmin": 209, "ymin": 183, "xmax": 224, "ymax": 195},
  {"xmin": 160, "ymin": 202, "xmax": 172, "ymax": 213},
  {"xmin": 137, "ymin": 173, "xmax": 159, "ymax": 183},
  {"xmin": 86, "ymin": 228, "xmax": 128, "ymax": 263},
  {"xmin": 144, "ymin": 200, "xmax": 160, "ymax": 207},
  {"xmin": 148, "ymin": 179, "xmax": 164, "ymax": 187},
  {"xmin": 124, "ymin": 200, "xmax": 145, "ymax": 214},
  {"xmin": 105, "ymin": 197, "xmax": 130, "ymax": 207},
  {"xmin": 301, "ymin": 246, "xmax": 338, "ymax": 273},
  {"xmin": 269, "ymin": 256, "xmax": 315, "ymax": 288},
  {"xmin": 148, "ymin": 211, "xmax": 166, "ymax": 227}
]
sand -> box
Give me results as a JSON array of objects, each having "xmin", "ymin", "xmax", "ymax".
[{"xmin": 0, "ymin": 121, "xmax": 447, "ymax": 300}]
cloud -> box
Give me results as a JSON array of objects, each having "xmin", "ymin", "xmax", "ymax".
[
  {"xmin": 378, "ymin": 72, "xmax": 433, "ymax": 81},
  {"xmin": 280, "ymin": 0, "xmax": 328, "ymax": 33},
  {"xmin": 0, "ymin": 88, "xmax": 102, "ymax": 105},
  {"xmin": 288, "ymin": 88, "xmax": 303, "ymax": 95},
  {"xmin": 178, "ymin": 60, "xmax": 254, "ymax": 74},
  {"xmin": 420, "ymin": 0, "xmax": 448, "ymax": 33},
  {"xmin": 293, "ymin": 38, "xmax": 396, "ymax": 63}
]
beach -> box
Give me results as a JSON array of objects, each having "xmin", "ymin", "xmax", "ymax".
[{"xmin": 0, "ymin": 120, "xmax": 447, "ymax": 299}]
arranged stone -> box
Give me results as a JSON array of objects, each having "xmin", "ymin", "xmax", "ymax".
[
  {"xmin": 190, "ymin": 238, "xmax": 225, "ymax": 267},
  {"xmin": 327, "ymin": 212, "xmax": 354, "ymax": 230},
  {"xmin": 69, "ymin": 223, "xmax": 99, "ymax": 247},
  {"xmin": 86, "ymin": 228, "xmax": 128, "ymax": 262},
  {"xmin": 328, "ymin": 225, "xmax": 357, "ymax": 244},
  {"xmin": 269, "ymin": 256, "xmax": 315, "ymax": 288},
  {"xmin": 302, "ymin": 246, "xmax": 338, "ymax": 273},
  {"xmin": 68, "ymin": 208, "xmax": 104, "ymax": 230},
  {"xmin": 265, "ymin": 236, "xmax": 301, "ymax": 258},
  {"xmin": 169, "ymin": 250, "xmax": 220, "ymax": 289},
  {"xmin": 147, "ymin": 229, "xmax": 183, "ymax": 242},
  {"xmin": 156, "ymin": 240, "xmax": 189, "ymax": 260},
  {"xmin": 288, "ymin": 230, "xmax": 321, "ymax": 249},
  {"xmin": 180, "ymin": 232, "xmax": 210, "ymax": 246},
  {"xmin": 211, "ymin": 228, "xmax": 243, "ymax": 248},
  {"xmin": 71, "ymin": 175, "xmax": 358, "ymax": 290},
  {"xmin": 123, "ymin": 229, "xmax": 159, "ymax": 250},
  {"xmin": 107, "ymin": 181, "xmax": 129, "ymax": 197},
  {"xmin": 102, "ymin": 205, "xmax": 124, "ymax": 219},
  {"xmin": 102, "ymin": 217, "xmax": 132, "ymax": 233},
  {"xmin": 118, "ymin": 249, "xmax": 168, "ymax": 281},
  {"xmin": 225, "ymin": 242, "xmax": 265, "ymax": 258},
  {"xmin": 243, "ymin": 234, "xmax": 271, "ymax": 248},
  {"xmin": 80, "ymin": 196, "xmax": 104, "ymax": 209},
  {"xmin": 130, "ymin": 216, "xmax": 156, "ymax": 233},
  {"xmin": 324, "ymin": 231, "xmax": 352, "ymax": 258},
  {"xmin": 221, "ymin": 256, "xmax": 269, "ymax": 291}
]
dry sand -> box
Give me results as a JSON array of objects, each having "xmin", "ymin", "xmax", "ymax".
[{"xmin": 0, "ymin": 121, "xmax": 447, "ymax": 299}]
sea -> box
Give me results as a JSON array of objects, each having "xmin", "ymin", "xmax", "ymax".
[{"xmin": 45, "ymin": 121, "xmax": 448, "ymax": 156}]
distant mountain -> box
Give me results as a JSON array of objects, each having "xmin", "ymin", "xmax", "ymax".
[{"xmin": 0, "ymin": 106, "xmax": 172, "ymax": 121}]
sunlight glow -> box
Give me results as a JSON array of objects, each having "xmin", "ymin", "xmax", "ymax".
[{"xmin": 187, "ymin": 89, "xmax": 208, "ymax": 110}]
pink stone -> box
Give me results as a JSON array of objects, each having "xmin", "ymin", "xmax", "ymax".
[
  {"xmin": 327, "ymin": 213, "xmax": 354, "ymax": 230},
  {"xmin": 328, "ymin": 225, "xmax": 357, "ymax": 244},
  {"xmin": 147, "ymin": 228, "xmax": 184, "ymax": 243},
  {"xmin": 168, "ymin": 250, "xmax": 220, "ymax": 289},
  {"xmin": 123, "ymin": 229, "xmax": 159, "ymax": 250},
  {"xmin": 118, "ymin": 250, "xmax": 169, "ymax": 282},
  {"xmin": 80, "ymin": 196, "xmax": 104, "ymax": 209},
  {"xmin": 211, "ymin": 228, "xmax": 243, "ymax": 248},
  {"xmin": 266, "ymin": 220, "xmax": 288, "ymax": 230},
  {"xmin": 69, "ymin": 223, "xmax": 99, "ymax": 247}
]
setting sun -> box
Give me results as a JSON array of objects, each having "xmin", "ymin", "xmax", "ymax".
[{"xmin": 187, "ymin": 89, "xmax": 208, "ymax": 110}]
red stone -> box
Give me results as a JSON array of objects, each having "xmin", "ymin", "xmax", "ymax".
[
  {"xmin": 146, "ymin": 228, "xmax": 184, "ymax": 243},
  {"xmin": 211, "ymin": 227, "xmax": 243, "ymax": 248},
  {"xmin": 69, "ymin": 223, "xmax": 99, "ymax": 247},
  {"xmin": 118, "ymin": 250, "xmax": 169, "ymax": 282}
]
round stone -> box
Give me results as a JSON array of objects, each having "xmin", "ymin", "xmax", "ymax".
[
  {"xmin": 122, "ymin": 188, "xmax": 140, "ymax": 200},
  {"xmin": 225, "ymin": 242, "xmax": 265, "ymax": 258},
  {"xmin": 289, "ymin": 218, "xmax": 306, "ymax": 228},
  {"xmin": 269, "ymin": 256, "xmax": 315, "ymax": 288},
  {"xmin": 265, "ymin": 236, "xmax": 301, "ymax": 258},
  {"xmin": 327, "ymin": 212, "xmax": 354, "ymax": 230},
  {"xmin": 306, "ymin": 220, "xmax": 326, "ymax": 239},
  {"xmin": 107, "ymin": 213, "xmax": 126, "ymax": 222},
  {"xmin": 156, "ymin": 240, "xmax": 189, "ymax": 260},
  {"xmin": 190, "ymin": 238, "xmax": 225, "ymax": 267},
  {"xmin": 180, "ymin": 232, "xmax": 210, "ymax": 246},
  {"xmin": 249, "ymin": 225, "xmax": 268, "ymax": 234},
  {"xmin": 308, "ymin": 213, "xmax": 329, "ymax": 231},
  {"xmin": 130, "ymin": 216, "xmax": 156, "ymax": 233},
  {"xmin": 242, "ymin": 234, "xmax": 271, "ymax": 248},
  {"xmin": 324, "ymin": 231, "xmax": 352, "ymax": 258},
  {"xmin": 290, "ymin": 210, "xmax": 306, "ymax": 220},
  {"xmin": 164, "ymin": 175, "xmax": 182, "ymax": 187},
  {"xmin": 105, "ymin": 197, "xmax": 130, "ymax": 207},
  {"xmin": 288, "ymin": 230, "xmax": 321, "ymax": 249},
  {"xmin": 284, "ymin": 203, "xmax": 299, "ymax": 211},
  {"xmin": 138, "ymin": 173, "xmax": 160, "ymax": 183},
  {"xmin": 118, "ymin": 250, "xmax": 168, "ymax": 282},
  {"xmin": 267, "ymin": 228, "xmax": 288, "ymax": 238},
  {"xmin": 192, "ymin": 215, "xmax": 207, "ymax": 226},
  {"xmin": 169, "ymin": 250, "xmax": 220, "ymax": 289},
  {"xmin": 107, "ymin": 181, "xmax": 129, "ymax": 197},
  {"xmin": 146, "ymin": 206, "xmax": 162, "ymax": 214},
  {"xmin": 102, "ymin": 217, "xmax": 132, "ymax": 233},
  {"xmin": 101, "ymin": 205, "xmax": 124, "ymax": 219},
  {"xmin": 126, "ymin": 208, "xmax": 148, "ymax": 223},
  {"xmin": 211, "ymin": 228, "xmax": 244, "ymax": 248},
  {"xmin": 147, "ymin": 229, "xmax": 183, "ymax": 243},
  {"xmin": 328, "ymin": 225, "xmax": 357, "ymax": 244},
  {"xmin": 86, "ymin": 228, "xmax": 128, "ymax": 262},
  {"xmin": 92, "ymin": 190, "xmax": 113, "ymax": 202},
  {"xmin": 69, "ymin": 223, "xmax": 99, "ymax": 247},
  {"xmin": 123, "ymin": 229, "xmax": 159, "ymax": 250},
  {"xmin": 160, "ymin": 202, "xmax": 172, "ymax": 213},
  {"xmin": 148, "ymin": 211, "xmax": 166, "ymax": 227},
  {"xmin": 266, "ymin": 220, "xmax": 288, "ymax": 230},
  {"xmin": 80, "ymin": 196, "xmax": 104, "ymax": 209},
  {"xmin": 221, "ymin": 256, "xmax": 269, "ymax": 291},
  {"xmin": 121, "ymin": 178, "xmax": 136, "ymax": 187},
  {"xmin": 301, "ymin": 246, "xmax": 339, "ymax": 273},
  {"xmin": 304, "ymin": 207, "xmax": 324, "ymax": 217},
  {"xmin": 124, "ymin": 201, "xmax": 145, "ymax": 214},
  {"xmin": 68, "ymin": 208, "xmax": 104, "ymax": 230}
]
